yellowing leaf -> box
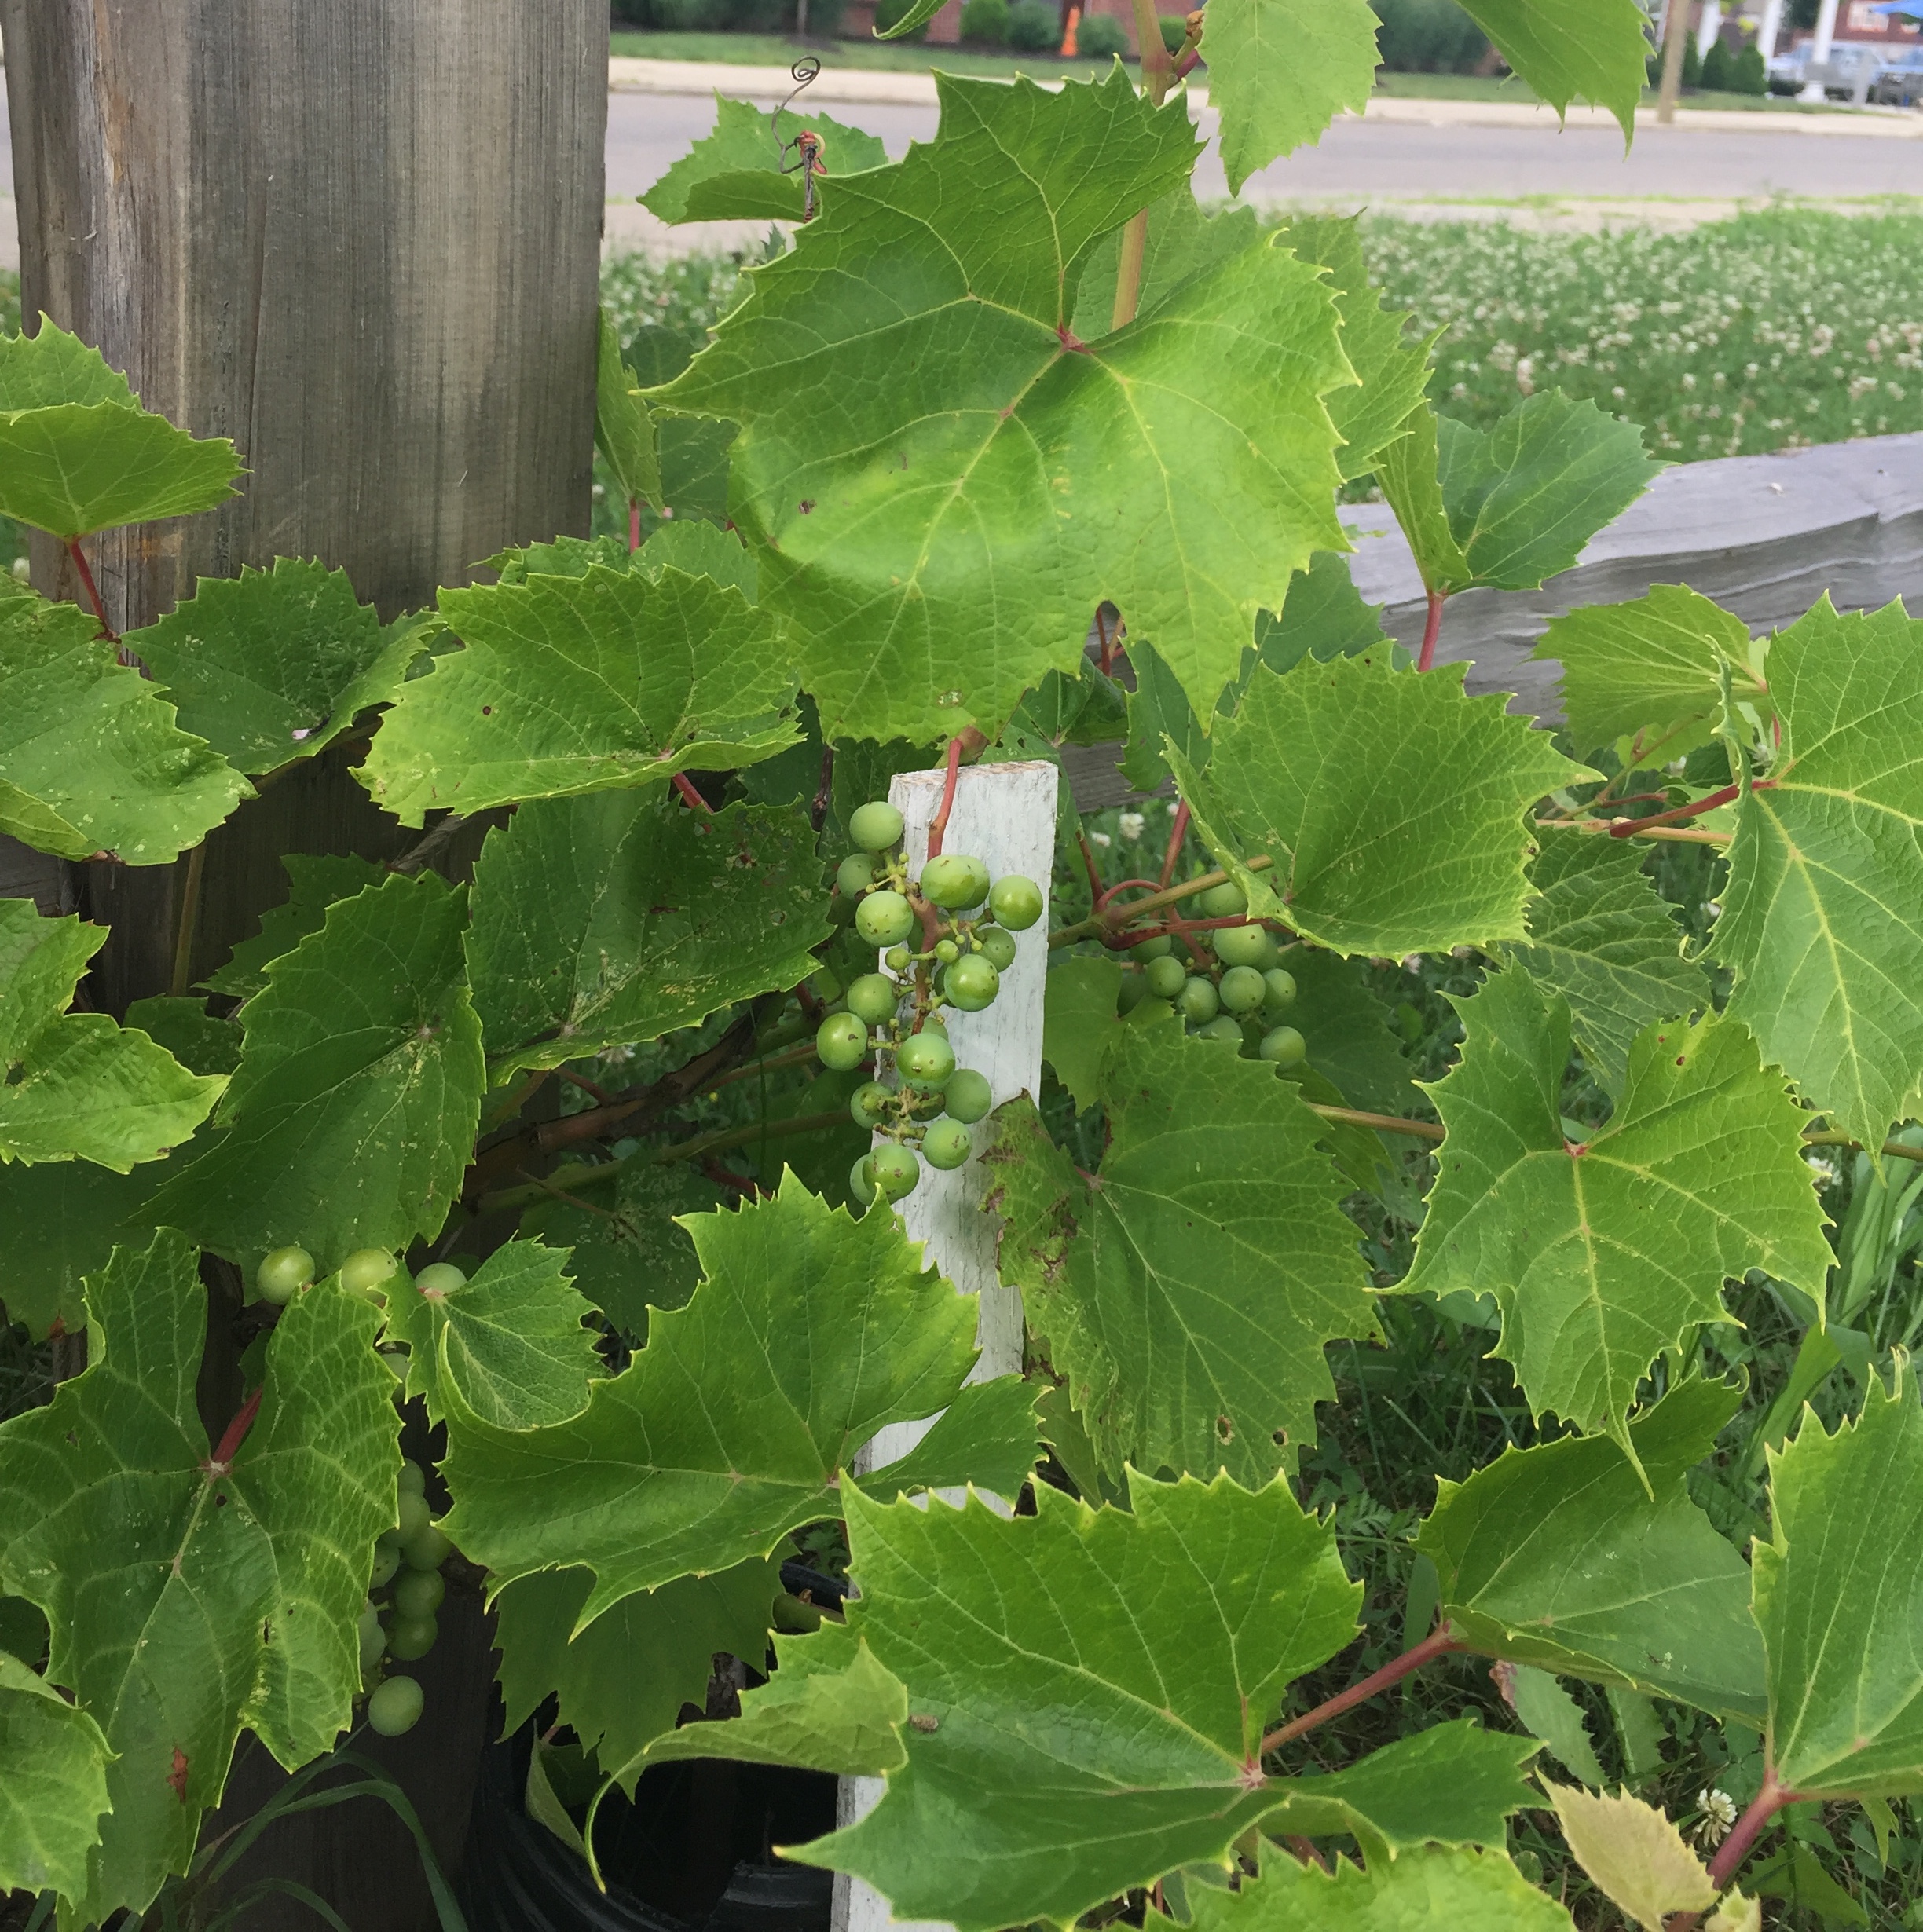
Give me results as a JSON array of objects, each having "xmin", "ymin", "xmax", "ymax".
[{"xmin": 1543, "ymin": 1781, "xmax": 1716, "ymax": 1932}]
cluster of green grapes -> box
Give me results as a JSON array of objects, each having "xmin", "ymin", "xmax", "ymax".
[
  {"xmin": 1116, "ymin": 880, "xmax": 1309, "ymax": 1072},
  {"xmin": 814, "ymin": 798, "xmax": 1044, "ymax": 1206}
]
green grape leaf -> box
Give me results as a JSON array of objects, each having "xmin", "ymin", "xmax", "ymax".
[
  {"xmin": 0, "ymin": 319, "xmax": 137, "ymax": 410},
  {"xmin": 794, "ymin": 1471, "xmax": 1361, "ymax": 1931},
  {"xmin": 1, "ymin": 901, "xmax": 224, "ymax": 1169},
  {"xmin": 1420, "ymin": 1377, "xmax": 1765, "ymax": 1721},
  {"xmin": 596, "ymin": 304, "xmax": 661, "ymax": 511},
  {"xmin": 0, "ymin": 1649, "xmax": 113, "ymax": 1901},
  {"xmin": 1069, "ymin": 185, "xmax": 1260, "ymax": 344},
  {"xmin": 0, "ymin": 1156, "xmax": 170, "ymax": 1338},
  {"xmin": 638, "ymin": 517, "xmax": 759, "ymax": 599},
  {"xmin": 1755, "ymin": 1360, "xmax": 1923, "ymax": 1798},
  {"xmin": 444, "ymin": 1173, "xmax": 1035, "ymax": 1615},
  {"xmin": 0, "ymin": 592, "xmax": 249, "ymax": 864},
  {"xmin": 203, "ymin": 853, "xmax": 389, "ymax": 1003},
  {"xmin": 484, "ymin": 531, "xmax": 636, "ymax": 584},
  {"xmin": 876, "ymin": 0, "xmax": 949, "ymax": 37},
  {"xmin": 1378, "ymin": 400, "xmax": 1471, "ymax": 598},
  {"xmin": 862, "ymin": 1374, "xmax": 1045, "ymax": 1501},
  {"xmin": 1535, "ymin": 585, "xmax": 1766, "ymax": 760},
  {"xmin": 1041, "ymin": 953, "xmax": 1125, "ymax": 1112},
  {"xmin": 1712, "ymin": 598, "xmax": 1923, "ymax": 1155},
  {"xmin": 357, "ymin": 564, "xmax": 799, "ymax": 825},
  {"xmin": 1201, "ymin": 0, "xmax": 1381, "ymax": 192},
  {"xmin": 988, "ymin": 1019, "xmax": 1376, "ymax": 1485},
  {"xmin": 640, "ymin": 94, "xmax": 888, "ymax": 225},
  {"xmin": 1168, "ymin": 655, "xmax": 1580, "ymax": 956},
  {"xmin": 1252, "ymin": 551, "xmax": 1392, "ymax": 679},
  {"xmin": 1119, "ymin": 637, "xmax": 1216, "ymax": 795},
  {"xmin": 0, "ymin": 1231, "xmax": 397, "ymax": 1926},
  {"xmin": 123, "ymin": 558, "xmax": 418, "ymax": 777},
  {"xmin": 659, "ymin": 71, "xmax": 1353, "ymax": 743},
  {"xmin": 1507, "ymin": 835, "xmax": 1709, "ymax": 1094},
  {"xmin": 1456, "ymin": 0, "xmax": 1651, "ymax": 141},
  {"xmin": 122, "ymin": 997, "xmax": 243, "ymax": 1078},
  {"xmin": 643, "ymin": 1621, "xmax": 908, "ymax": 1778},
  {"xmin": 1507, "ymin": 1669, "xmax": 1606, "ymax": 1786},
  {"xmin": 1276, "ymin": 946, "xmax": 1416, "ymax": 1114},
  {"xmin": 1261, "ymin": 1720, "xmax": 1540, "ymax": 1863},
  {"xmin": 493, "ymin": 1558, "xmax": 781, "ymax": 1792},
  {"xmin": 151, "ymin": 873, "xmax": 485, "ymax": 1275},
  {"xmin": 1403, "ymin": 971, "xmax": 1831, "ymax": 1464},
  {"xmin": 466, "ymin": 793, "xmax": 830, "ymax": 1078},
  {"xmin": 1185, "ymin": 1843, "xmax": 1576, "ymax": 1930},
  {"xmin": 386, "ymin": 1239, "xmax": 602, "ymax": 1429}
]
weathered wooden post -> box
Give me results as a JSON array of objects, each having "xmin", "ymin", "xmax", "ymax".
[{"xmin": 835, "ymin": 756, "xmax": 1060, "ymax": 1932}]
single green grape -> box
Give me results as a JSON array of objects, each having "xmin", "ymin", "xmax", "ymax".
[
  {"xmin": 850, "ymin": 1081, "xmax": 892, "ymax": 1129},
  {"xmin": 386, "ymin": 1613, "xmax": 438, "ymax": 1662},
  {"xmin": 1196, "ymin": 1015, "xmax": 1244, "ymax": 1045},
  {"xmin": 885, "ymin": 944, "xmax": 913, "ymax": 973},
  {"xmin": 849, "ymin": 800, "xmax": 905, "ymax": 852},
  {"xmin": 369, "ymin": 1540, "xmax": 401, "ymax": 1590},
  {"xmin": 855, "ymin": 889, "xmax": 917, "ymax": 948},
  {"xmin": 414, "ymin": 1262, "xmax": 466, "ymax": 1297},
  {"xmin": 846, "ymin": 974, "xmax": 899, "ymax": 1026},
  {"xmin": 934, "ymin": 938, "xmax": 960, "ymax": 964},
  {"xmin": 340, "ymin": 1248, "xmax": 398, "ymax": 1299},
  {"xmin": 898, "ymin": 1030, "xmax": 957, "ymax": 1089},
  {"xmin": 956, "ymin": 856, "xmax": 991, "ymax": 908},
  {"xmin": 401, "ymin": 1521, "xmax": 453, "ymax": 1572},
  {"xmin": 988, "ymin": 874, "xmax": 1044, "ymax": 930},
  {"xmin": 976, "ymin": 926, "xmax": 1017, "ymax": 972},
  {"xmin": 1176, "ymin": 976, "xmax": 1220, "ymax": 1025},
  {"xmin": 942, "ymin": 1067, "xmax": 994, "ymax": 1123},
  {"xmin": 1196, "ymin": 880, "xmax": 1247, "ymax": 919},
  {"xmin": 921, "ymin": 1015, "xmax": 949, "ymax": 1039},
  {"xmin": 922, "ymin": 1119, "xmax": 972, "ymax": 1169},
  {"xmin": 1262, "ymin": 968, "xmax": 1298, "ymax": 1011},
  {"xmin": 393, "ymin": 1568, "xmax": 446, "ymax": 1619},
  {"xmin": 944, "ymin": 953, "xmax": 999, "ymax": 1011},
  {"xmin": 836, "ymin": 852, "xmax": 878, "ymax": 898},
  {"xmin": 1143, "ymin": 955, "xmax": 1187, "ymax": 1001},
  {"xmin": 1130, "ymin": 934, "xmax": 1174, "ymax": 960},
  {"xmin": 396, "ymin": 1491, "xmax": 432, "ymax": 1543},
  {"xmin": 367, "ymin": 1674, "xmax": 424, "ymax": 1737},
  {"xmin": 1259, "ymin": 1025, "xmax": 1307, "ymax": 1070},
  {"xmin": 919, "ymin": 854, "xmax": 985, "ymax": 910},
  {"xmin": 1117, "ymin": 969, "xmax": 1148, "ymax": 1015},
  {"xmin": 849, "ymin": 1154, "xmax": 878, "ymax": 1207},
  {"xmin": 1219, "ymin": 965, "xmax": 1267, "ymax": 1015},
  {"xmin": 358, "ymin": 1601, "xmax": 387, "ymax": 1672},
  {"xmin": 870, "ymin": 1143, "xmax": 921, "ymax": 1201},
  {"xmin": 255, "ymin": 1245, "xmax": 313, "ymax": 1305},
  {"xmin": 1212, "ymin": 923, "xmax": 1276, "ymax": 971},
  {"xmin": 816, "ymin": 1012, "xmax": 869, "ymax": 1071},
  {"xmin": 397, "ymin": 1460, "xmax": 427, "ymax": 1498}
]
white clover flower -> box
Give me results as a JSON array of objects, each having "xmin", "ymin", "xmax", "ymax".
[
  {"xmin": 1118, "ymin": 811, "xmax": 1145, "ymax": 842},
  {"xmin": 1690, "ymin": 1788, "xmax": 1738, "ymax": 1848}
]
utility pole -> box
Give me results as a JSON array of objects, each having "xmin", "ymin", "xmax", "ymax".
[{"xmin": 1657, "ymin": 0, "xmax": 1693, "ymax": 120}]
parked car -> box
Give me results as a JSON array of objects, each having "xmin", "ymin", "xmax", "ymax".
[
  {"xmin": 1769, "ymin": 38, "xmax": 1887, "ymax": 101},
  {"xmin": 1873, "ymin": 44, "xmax": 1923, "ymax": 102}
]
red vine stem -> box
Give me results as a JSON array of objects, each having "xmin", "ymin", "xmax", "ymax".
[
  {"xmin": 1095, "ymin": 876, "xmax": 1162, "ymax": 913},
  {"xmin": 206, "ymin": 1388, "xmax": 264, "ymax": 1474},
  {"xmin": 1607, "ymin": 778, "xmax": 1770, "ymax": 839},
  {"xmin": 628, "ymin": 499, "xmax": 643, "ymax": 552},
  {"xmin": 1666, "ymin": 1769, "xmax": 1801, "ymax": 1931},
  {"xmin": 1076, "ymin": 830, "xmax": 1105, "ymax": 905},
  {"xmin": 926, "ymin": 736, "xmax": 965, "ymax": 860},
  {"xmin": 1416, "ymin": 589, "xmax": 1446, "ymax": 673},
  {"xmin": 1259, "ymin": 1628, "xmax": 1466, "ymax": 1756},
  {"xmin": 672, "ymin": 772, "xmax": 711, "ymax": 814},
  {"xmin": 1159, "ymin": 802, "xmax": 1190, "ymax": 887}
]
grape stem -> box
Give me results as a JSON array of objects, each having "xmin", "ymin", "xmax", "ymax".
[
  {"xmin": 926, "ymin": 735, "xmax": 965, "ymax": 859},
  {"xmin": 1416, "ymin": 589, "xmax": 1446, "ymax": 673},
  {"xmin": 1605, "ymin": 778, "xmax": 1770, "ymax": 839},
  {"xmin": 169, "ymin": 843, "xmax": 207, "ymax": 997},
  {"xmin": 65, "ymin": 536, "xmax": 124, "ymax": 653},
  {"xmin": 672, "ymin": 771, "xmax": 711, "ymax": 814},
  {"xmin": 1309, "ymin": 1103, "xmax": 1443, "ymax": 1143},
  {"xmin": 1050, "ymin": 853, "xmax": 1275, "ymax": 949},
  {"xmin": 1537, "ymin": 816, "xmax": 1731, "ymax": 847},
  {"xmin": 1159, "ymin": 802, "xmax": 1190, "ymax": 887},
  {"xmin": 628, "ymin": 497, "xmax": 642, "ymax": 552},
  {"xmin": 206, "ymin": 1387, "xmax": 265, "ymax": 1474},
  {"xmin": 1258, "ymin": 1626, "xmax": 1466, "ymax": 1756},
  {"xmin": 1665, "ymin": 1766, "xmax": 1801, "ymax": 1931},
  {"xmin": 1076, "ymin": 829, "xmax": 1105, "ymax": 905}
]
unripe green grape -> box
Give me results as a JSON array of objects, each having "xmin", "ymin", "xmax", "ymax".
[
  {"xmin": 396, "ymin": 1490, "xmax": 431, "ymax": 1542},
  {"xmin": 836, "ymin": 853, "xmax": 878, "ymax": 898},
  {"xmin": 988, "ymin": 874, "xmax": 1044, "ymax": 931},
  {"xmin": 918, "ymin": 854, "xmax": 982, "ymax": 911},
  {"xmin": 397, "ymin": 1460, "xmax": 427, "ymax": 1498},
  {"xmin": 870, "ymin": 1143, "xmax": 921, "ymax": 1201},
  {"xmin": 393, "ymin": 1567, "xmax": 446, "ymax": 1619},
  {"xmin": 816, "ymin": 1011, "xmax": 869, "ymax": 1071},
  {"xmin": 976, "ymin": 926, "xmax": 1017, "ymax": 972},
  {"xmin": 846, "ymin": 974, "xmax": 899, "ymax": 1026},
  {"xmin": 1197, "ymin": 880, "xmax": 1247, "ymax": 919},
  {"xmin": 1196, "ymin": 1015, "xmax": 1244, "ymax": 1045},
  {"xmin": 942, "ymin": 1067, "xmax": 993, "ymax": 1123},
  {"xmin": 1143, "ymin": 955, "xmax": 1187, "ymax": 1001},
  {"xmin": 1212, "ymin": 923, "xmax": 1276, "ymax": 971},
  {"xmin": 1131, "ymin": 934, "xmax": 1174, "ymax": 960},
  {"xmin": 358, "ymin": 1601, "xmax": 387, "ymax": 1672},
  {"xmin": 934, "ymin": 939, "xmax": 960, "ymax": 964},
  {"xmin": 369, "ymin": 1541, "xmax": 401, "ymax": 1589},
  {"xmin": 1176, "ymin": 976, "xmax": 1219, "ymax": 1025},
  {"xmin": 850, "ymin": 1154, "xmax": 878, "ymax": 1207},
  {"xmin": 850, "ymin": 1081, "xmax": 892, "ymax": 1129},
  {"xmin": 255, "ymin": 1245, "xmax": 313, "ymax": 1305},
  {"xmin": 1262, "ymin": 968, "xmax": 1298, "ymax": 1011},
  {"xmin": 855, "ymin": 890, "xmax": 916, "ymax": 948},
  {"xmin": 340, "ymin": 1248, "xmax": 398, "ymax": 1299},
  {"xmin": 885, "ymin": 944, "xmax": 913, "ymax": 974},
  {"xmin": 367, "ymin": 1674, "xmax": 424, "ymax": 1737},
  {"xmin": 1219, "ymin": 965, "xmax": 1266, "ymax": 1015},
  {"xmin": 944, "ymin": 953, "xmax": 999, "ymax": 1012},
  {"xmin": 415, "ymin": 1262, "xmax": 466, "ymax": 1297},
  {"xmin": 897, "ymin": 1030, "xmax": 956, "ymax": 1089},
  {"xmin": 921, "ymin": 1015, "xmax": 949, "ymax": 1039},
  {"xmin": 1259, "ymin": 1025, "xmax": 1307, "ymax": 1070},
  {"xmin": 401, "ymin": 1521, "xmax": 453, "ymax": 1572},
  {"xmin": 386, "ymin": 1613, "xmax": 438, "ymax": 1662},
  {"xmin": 922, "ymin": 1119, "xmax": 972, "ymax": 1169},
  {"xmin": 956, "ymin": 856, "xmax": 991, "ymax": 908},
  {"xmin": 1117, "ymin": 970, "xmax": 1148, "ymax": 1015},
  {"xmin": 849, "ymin": 800, "xmax": 905, "ymax": 852}
]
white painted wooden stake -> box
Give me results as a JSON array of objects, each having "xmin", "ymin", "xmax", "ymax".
[{"xmin": 831, "ymin": 757, "xmax": 1060, "ymax": 1932}]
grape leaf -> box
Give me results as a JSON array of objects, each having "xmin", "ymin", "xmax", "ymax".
[
  {"xmin": 658, "ymin": 69, "xmax": 1353, "ymax": 743},
  {"xmin": 466, "ymin": 793, "xmax": 830, "ymax": 1078},
  {"xmin": 122, "ymin": 997, "xmax": 243, "ymax": 1078},
  {"xmin": 0, "ymin": 1156, "xmax": 169, "ymax": 1338},
  {"xmin": 1119, "ymin": 637, "xmax": 1218, "ymax": 796},
  {"xmin": 1711, "ymin": 598, "xmax": 1923, "ymax": 1156},
  {"xmin": 1420, "ymin": 1377, "xmax": 1766, "ymax": 1721},
  {"xmin": 1201, "ymin": 0, "xmax": 1381, "ymax": 192},
  {"xmin": 1276, "ymin": 946, "xmax": 1416, "ymax": 1114},
  {"xmin": 1167, "ymin": 654, "xmax": 1580, "ymax": 956},
  {"xmin": 0, "ymin": 1231, "xmax": 397, "ymax": 1925},
  {"xmin": 1402, "ymin": 971, "xmax": 1830, "ymax": 1464},
  {"xmin": 203, "ymin": 853, "xmax": 389, "ymax": 1004},
  {"xmin": 1507, "ymin": 835, "xmax": 1709, "ymax": 1094},
  {"xmin": 1069, "ymin": 185, "xmax": 1260, "ymax": 345},
  {"xmin": 493, "ymin": 1558, "xmax": 781, "ymax": 1792},
  {"xmin": 1185, "ymin": 1843, "xmax": 1577, "ymax": 1930},
  {"xmin": 1534, "ymin": 584, "xmax": 1766, "ymax": 760},
  {"xmin": 386, "ymin": 1239, "xmax": 602, "ymax": 1429},
  {"xmin": 1456, "ymin": 0, "xmax": 1651, "ymax": 141},
  {"xmin": 123, "ymin": 558, "xmax": 418, "ymax": 776},
  {"xmin": 640, "ymin": 94, "xmax": 888, "ymax": 225},
  {"xmin": 0, "ymin": 592, "xmax": 248, "ymax": 864},
  {"xmin": 1754, "ymin": 1360, "xmax": 1923, "ymax": 1798},
  {"xmin": 1508, "ymin": 1669, "xmax": 1606, "ymax": 1786},
  {"xmin": 0, "ymin": 320, "xmax": 137, "ymax": 410},
  {"xmin": 151, "ymin": 873, "xmax": 485, "ymax": 1275},
  {"xmin": 1253, "ymin": 552, "xmax": 1391, "ymax": 677},
  {"xmin": 642, "ymin": 1620, "xmax": 907, "ymax": 1778},
  {"xmin": 443, "ymin": 1173, "xmax": 1038, "ymax": 1617},
  {"xmin": 1544, "ymin": 1784, "xmax": 1716, "ymax": 1932},
  {"xmin": 0, "ymin": 1648, "xmax": 113, "ymax": 1901},
  {"xmin": 638, "ymin": 516, "xmax": 760, "ymax": 598},
  {"xmin": 1041, "ymin": 954, "xmax": 1125, "ymax": 1111},
  {"xmin": 988, "ymin": 1018, "xmax": 1376, "ymax": 1487},
  {"xmin": 793, "ymin": 1471, "xmax": 1362, "ymax": 1930},
  {"xmin": 862, "ymin": 1374, "xmax": 1046, "ymax": 1502},
  {"xmin": 1377, "ymin": 399, "xmax": 1471, "ymax": 598},
  {"xmin": 596, "ymin": 304, "xmax": 661, "ymax": 513},
  {"xmin": 357, "ymin": 564, "xmax": 800, "ymax": 825},
  {"xmin": 1, "ymin": 901, "xmax": 224, "ymax": 1170}
]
